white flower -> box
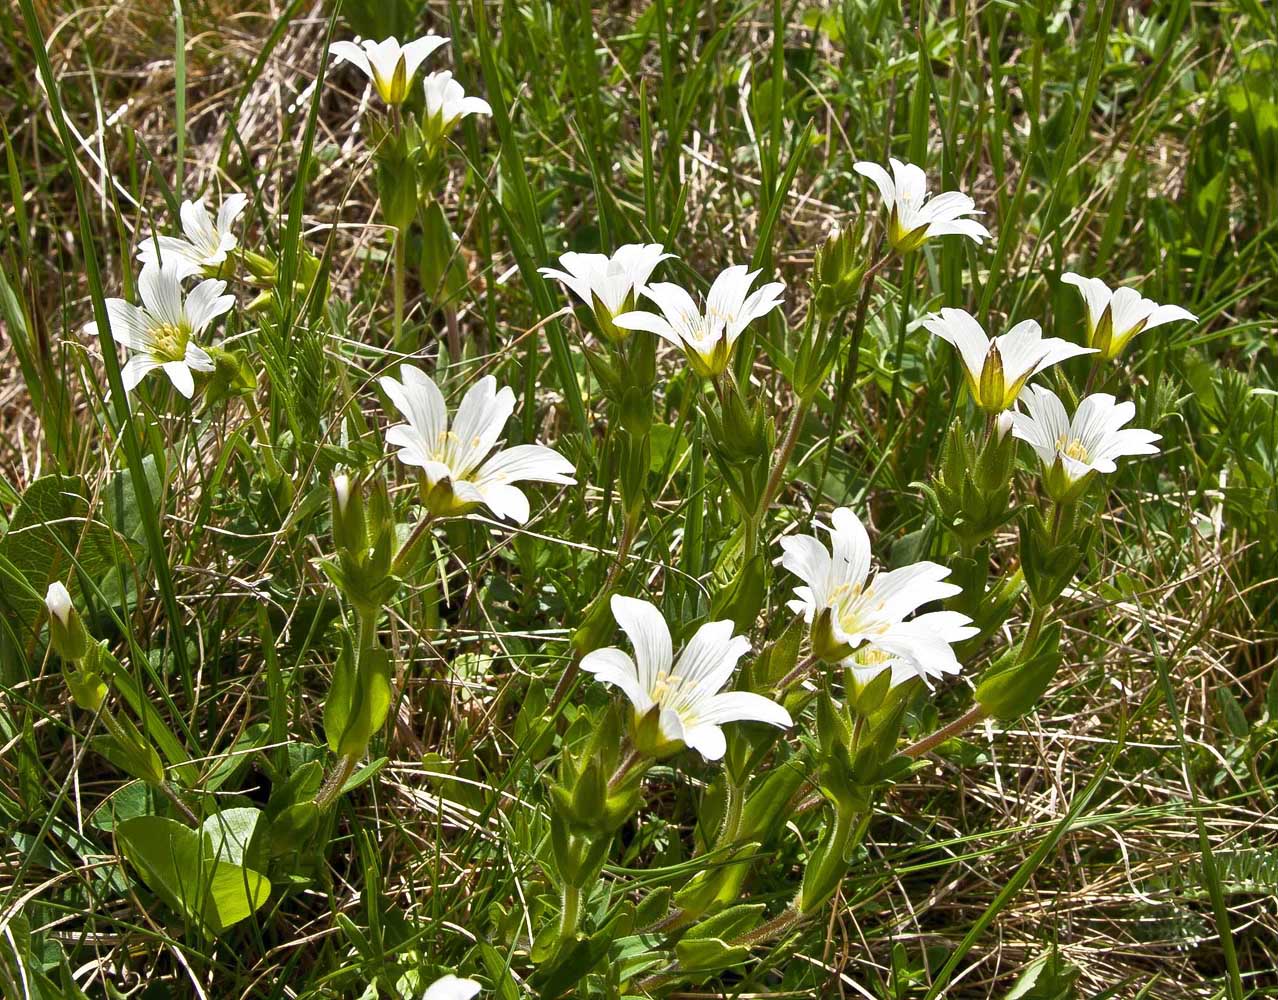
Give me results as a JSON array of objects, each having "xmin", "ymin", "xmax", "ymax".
[
  {"xmin": 136, "ymin": 194, "xmax": 248, "ymax": 279},
  {"xmin": 922, "ymin": 308, "xmax": 1094, "ymax": 412},
  {"xmin": 780, "ymin": 508, "xmax": 977, "ymax": 688},
  {"xmin": 1061, "ymin": 272, "xmax": 1197, "ymax": 359},
  {"xmin": 538, "ymin": 243, "xmax": 673, "ymax": 341},
  {"xmin": 380, "ymin": 365, "xmax": 575, "ymax": 523},
  {"xmin": 329, "ymin": 35, "xmax": 450, "ymax": 105},
  {"xmin": 1009, "ymin": 385, "xmax": 1161, "ymax": 501},
  {"xmin": 612, "ymin": 265, "xmax": 784, "ymax": 377},
  {"xmin": 45, "ymin": 582, "xmax": 72, "ymax": 625},
  {"xmin": 421, "ymin": 71, "xmax": 492, "ymax": 142},
  {"xmin": 853, "ymin": 158, "xmax": 990, "ymax": 252},
  {"xmin": 582, "ymin": 596, "xmax": 791, "ymax": 761},
  {"xmin": 422, "ymin": 975, "xmax": 481, "ymax": 1000},
  {"xmin": 86, "ymin": 261, "xmax": 232, "ymax": 398}
]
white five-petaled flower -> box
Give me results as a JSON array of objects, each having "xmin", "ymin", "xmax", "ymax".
[
  {"xmin": 612, "ymin": 264, "xmax": 784, "ymax": 377},
  {"xmin": 780, "ymin": 508, "xmax": 977, "ymax": 688},
  {"xmin": 538, "ymin": 243, "xmax": 673, "ymax": 341},
  {"xmin": 86, "ymin": 261, "xmax": 232, "ymax": 398},
  {"xmin": 853, "ymin": 158, "xmax": 990, "ymax": 252},
  {"xmin": 421, "ymin": 71, "xmax": 492, "ymax": 143},
  {"xmin": 329, "ymin": 35, "xmax": 450, "ymax": 106},
  {"xmin": 922, "ymin": 308, "xmax": 1095, "ymax": 413},
  {"xmin": 379, "ymin": 365, "xmax": 575, "ymax": 523},
  {"xmin": 45, "ymin": 582, "xmax": 72, "ymax": 625},
  {"xmin": 136, "ymin": 194, "xmax": 248, "ymax": 279},
  {"xmin": 581, "ymin": 596, "xmax": 792, "ymax": 761},
  {"xmin": 1061, "ymin": 272, "xmax": 1197, "ymax": 359},
  {"xmin": 422, "ymin": 974, "xmax": 481, "ymax": 1000},
  {"xmin": 1009, "ymin": 385, "xmax": 1161, "ymax": 501}
]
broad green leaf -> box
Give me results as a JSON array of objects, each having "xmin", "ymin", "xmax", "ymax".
[
  {"xmin": 117, "ymin": 815, "xmax": 270, "ymax": 934},
  {"xmin": 0, "ymin": 475, "xmax": 133, "ymax": 636},
  {"xmin": 201, "ymin": 807, "xmax": 263, "ymax": 869}
]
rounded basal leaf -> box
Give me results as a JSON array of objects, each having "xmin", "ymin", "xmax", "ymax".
[{"xmin": 117, "ymin": 816, "xmax": 271, "ymax": 934}]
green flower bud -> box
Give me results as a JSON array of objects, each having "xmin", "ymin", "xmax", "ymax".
[
  {"xmin": 239, "ymin": 249, "xmax": 278, "ymax": 284},
  {"xmin": 46, "ymin": 582, "xmax": 90, "ymax": 662},
  {"xmin": 331, "ymin": 473, "xmax": 367, "ymax": 556},
  {"xmin": 812, "ymin": 227, "xmax": 865, "ymax": 319}
]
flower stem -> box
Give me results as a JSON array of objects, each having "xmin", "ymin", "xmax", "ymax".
[
  {"xmin": 716, "ymin": 777, "xmax": 745, "ymax": 847},
  {"xmin": 393, "ymin": 225, "xmax": 408, "ymax": 353},
  {"xmin": 813, "ymin": 254, "xmax": 889, "ymax": 505},
  {"xmin": 902, "ymin": 703, "xmax": 989, "ymax": 758},
  {"xmin": 315, "ymin": 753, "xmax": 358, "ymax": 812},
  {"xmin": 1023, "ymin": 605, "xmax": 1049, "ymax": 651},
  {"xmin": 775, "ymin": 652, "xmax": 819, "ymax": 691},
  {"xmin": 757, "ymin": 386, "xmax": 812, "ymax": 520},
  {"xmin": 159, "ymin": 781, "xmax": 201, "ymax": 826},
  {"xmin": 557, "ymin": 883, "xmax": 582, "ymax": 941},
  {"xmin": 548, "ymin": 512, "xmax": 640, "ymax": 715},
  {"xmin": 607, "ymin": 747, "xmax": 645, "ymax": 793},
  {"xmin": 247, "ymin": 397, "xmax": 283, "ymax": 481}
]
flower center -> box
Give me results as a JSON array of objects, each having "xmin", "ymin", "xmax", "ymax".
[
  {"xmin": 1056, "ymin": 436, "xmax": 1091, "ymax": 464},
  {"xmin": 829, "ymin": 582, "xmax": 888, "ymax": 640},
  {"xmin": 852, "ymin": 646, "xmax": 893, "ymax": 668},
  {"xmin": 650, "ymin": 670, "xmax": 685, "ymax": 702},
  {"xmin": 150, "ymin": 323, "xmax": 188, "ymax": 362}
]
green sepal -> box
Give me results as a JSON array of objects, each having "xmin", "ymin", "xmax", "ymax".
[
  {"xmin": 200, "ymin": 346, "xmax": 258, "ymax": 411},
  {"xmin": 570, "ymin": 758, "xmax": 607, "ymax": 823},
  {"xmin": 581, "ymin": 343, "xmax": 623, "ymax": 400},
  {"xmin": 617, "ymin": 431, "xmax": 650, "ymax": 518}
]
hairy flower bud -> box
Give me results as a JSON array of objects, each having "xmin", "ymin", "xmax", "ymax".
[
  {"xmin": 46, "ymin": 582, "xmax": 90, "ymax": 662},
  {"xmin": 812, "ymin": 226, "xmax": 865, "ymax": 319}
]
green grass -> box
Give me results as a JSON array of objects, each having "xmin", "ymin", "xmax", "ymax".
[{"xmin": 2, "ymin": 0, "xmax": 1277, "ymax": 997}]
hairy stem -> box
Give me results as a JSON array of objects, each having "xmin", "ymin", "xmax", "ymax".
[
  {"xmin": 558, "ymin": 883, "xmax": 582, "ymax": 941},
  {"xmin": 607, "ymin": 747, "xmax": 645, "ymax": 793},
  {"xmin": 774, "ymin": 652, "xmax": 819, "ymax": 690},
  {"xmin": 314, "ymin": 753, "xmax": 358, "ymax": 812},
  {"xmin": 902, "ymin": 703, "xmax": 989, "ymax": 759},
  {"xmin": 393, "ymin": 226, "xmax": 408, "ymax": 353}
]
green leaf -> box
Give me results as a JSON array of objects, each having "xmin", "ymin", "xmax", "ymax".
[
  {"xmin": 102, "ymin": 456, "xmax": 164, "ymax": 545},
  {"xmin": 117, "ymin": 815, "xmax": 271, "ymax": 934},
  {"xmin": 200, "ymin": 807, "xmax": 263, "ymax": 869},
  {"xmin": 0, "ymin": 475, "xmax": 134, "ymax": 635}
]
